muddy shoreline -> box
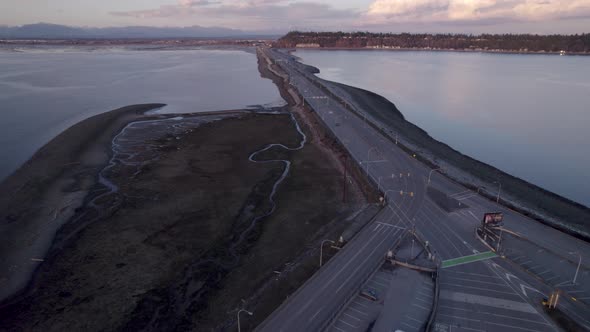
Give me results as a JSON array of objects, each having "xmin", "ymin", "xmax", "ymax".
[{"xmin": 0, "ymin": 45, "xmax": 378, "ymax": 331}]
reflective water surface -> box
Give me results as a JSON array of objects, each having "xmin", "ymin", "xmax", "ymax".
[
  {"xmin": 297, "ymin": 49, "xmax": 590, "ymax": 207},
  {"xmin": 0, "ymin": 47, "xmax": 284, "ymax": 181}
]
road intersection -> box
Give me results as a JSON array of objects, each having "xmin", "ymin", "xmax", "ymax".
[{"xmin": 256, "ymin": 47, "xmax": 590, "ymax": 332}]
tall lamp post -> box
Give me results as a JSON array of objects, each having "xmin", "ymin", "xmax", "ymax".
[
  {"xmin": 570, "ymin": 251, "xmax": 582, "ymax": 284},
  {"xmin": 320, "ymin": 240, "xmax": 335, "ymax": 267},
  {"xmin": 493, "ymin": 181, "xmax": 502, "ymax": 203},
  {"xmin": 237, "ymin": 309, "xmax": 253, "ymax": 332}
]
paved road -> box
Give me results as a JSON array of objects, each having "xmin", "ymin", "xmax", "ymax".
[{"xmin": 257, "ymin": 48, "xmax": 590, "ymax": 332}]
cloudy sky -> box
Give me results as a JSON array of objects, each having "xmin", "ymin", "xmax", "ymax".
[{"xmin": 2, "ymin": 0, "xmax": 589, "ymax": 34}]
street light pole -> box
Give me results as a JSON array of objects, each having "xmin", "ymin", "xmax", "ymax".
[
  {"xmin": 237, "ymin": 309, "xmax": 253, "ymax": 332},
  {"xmin": 494, "ymin": 181, "xmax": 502, "ymax": 203},
  {"xmin": 320, "ymin": 239, "xmax": 335, "ymax": 267},
  {"xmin": 378, "ymin": 176, "xmax": 383, "ymax": 191},
  {"xmin": 570, "ymin": 251, "xmax": 582, "ymax": 284}
]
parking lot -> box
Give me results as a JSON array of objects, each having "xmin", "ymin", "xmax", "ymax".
[
  {"xmin": 328, "ymin": 269, "xmax": 393, "ymax": 332},
  {"xmin": 503, "ymin": 234, "xmax": 590, "ymax": 304},
  {"xmin": 434, "ymin": 261, "xmax": 556, "ymax": 332}
]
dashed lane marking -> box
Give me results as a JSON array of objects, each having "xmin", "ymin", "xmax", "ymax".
[
  {"xmin": 416, "ymin": 296, "xmax": 431, "ymax": 304},
  {"xmin": 406, "ymin": 315, "xmax": 423, "ymax": 323},
  {"xmin": 440, "ymin": 283, "xmax": 518, "ymax": 296},
  {"xmin": 348, "ymin": 306, "xmax": 368, "ymax": 316},
  {"xmin": 413, "ymin": 303, "xmax": 431, "ymax": 311},
  {"xmin": 486, "ymin": 321, "xmax": 545, "ymax": 332},
  {"xmin": 443, "ymin": 275, "xmax": 512, "ymax": 287},
  {"xmin": 418, "ymin": 291, "xmax": 434, "ymax": 299},
  {"xmin": 337, "ymin": 319, "xmax": 357, "ymax": 329},
  {"xmin": 332, "ymin": 325, "xmax": 346, "ymax": 332},
  {"xmin": 343, "ymin": 313, "xmax": 361, "ymax": 322},
  {"xmin": 352, "ymin": 300, "xmax": 368, "ymax": 308}
]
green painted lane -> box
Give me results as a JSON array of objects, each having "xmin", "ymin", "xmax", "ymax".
[{"xmin": 442, "ymin": 251, "xmax": 497, "ymax": 268}]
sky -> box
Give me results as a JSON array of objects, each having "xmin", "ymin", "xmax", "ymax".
[{"xmin": 1, "ymin": 0, "xmax": 589, "ymax": 34}]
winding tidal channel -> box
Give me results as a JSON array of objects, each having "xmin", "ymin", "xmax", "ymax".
[{"xmin": 65, "ymin": 110, "xmax": 308, "ymax": 329}]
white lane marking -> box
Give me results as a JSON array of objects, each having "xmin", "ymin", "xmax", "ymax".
[
  {"xmin": 456, "ymin": 327, "xmax": 485, "ymax": 332},
  {"xmin": 415, "ymin": 296, "xmax": 431, "ymax": 304},
  {"xmin": 439, "ymin": 283, "xmax": 517, "ymax": 296},
  {"xmin": 343, "ymin": 313, "xmax": 361, "ymax": 322},
  {"xmin": 309, "ymin": 307, "xmax": 323, "ymax": 322},
  {"xmin": 443, "ymin": 275, "xmax": 509, "ymax": 287},
  {"xmin": 412, "ymin": 303, "xmax": 431, "ymax": 311},
  {"xmin": 511, "ymin": 255, "xmax": 525, "ymax": 262},
  {"xmin": 439, "ymin": 305, "xmax": 471, "ymax": 312},
  {"xmin": 476, "ymin": 311, "xmax": 552, "ymax": 326},
  {"xmin": 332, "ymin": 325, "xmax": 346, "ymax": 332},
  {"xmin": 337, "ymin": 318, "xmax": 357, "ymax": 329},
  {"xmin": 468, "ymin": 210, "xmax": 479, "ymax": 221},
  {"xmin": 439, "ymin": 290, "xmax": 537, "ymax": 314},
  {"xmin": 373, "ymin": 223, "xmax": 382, "ymax": 231},
  {"xmin": 520, "ymin": 260, "xmax": 533, "ymax": 265},
  {"xmin": 374, "ymin": 274, "xmax": 392, "ymax": 283},
  {"xmin": 335, "ymin": 228, "xmax": 399, "ymax": 293},
  {"xmin": 405, "ymin": 315, "xmax": 422, "ymax": 323},
  {"xmin": 348, "ymin": 306, "xmax": 368, "ymax": 316},
  {"xmin": 546, "ymin": 275, "xmax": 559, "ymax": 282},
  {"xmin": 376, "ymin": 221, "xmax": 406, "ymax": 229},
  {"xmin": 418, "ymin": 291, "xmax": 434, "ymax": 299},
  {"xmin": 486, "ymin": 321, "xmax": 545, "ymax": 332},
  {"xmin": 352, "ymin": 300, "xmax": 369, "ymax": 308},
  {"xmin": 537, "ymin": 270, "xmax": 551, "ymax": 276},
  {"xmin": 438, "ymin": 313, "xmax": 480, "ymax": 322},
  {"xmin": 367, "ymin": 279, "xmax": 389, "ymax": 288},
  {"xmin": 486, "ymin": 262, "xmax": 554, "ymax": 327}
]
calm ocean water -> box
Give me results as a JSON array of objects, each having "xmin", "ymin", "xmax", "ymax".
[
  {"xmin": 0, "ymin": 47, "xmax": 284, "ymax": 180},
  {"xmin": 297, "ymin": 49, "xmax": 590, "ymax": 207}
]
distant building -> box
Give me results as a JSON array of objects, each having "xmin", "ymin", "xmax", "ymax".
[{"xmin": 295, "ymin": 43, "xmax": 320, "ymax": 48}]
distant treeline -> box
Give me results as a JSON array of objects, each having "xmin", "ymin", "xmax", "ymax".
[{"xmin": 276, "ymin": 31, "xmax": 590, "ymax": 53}]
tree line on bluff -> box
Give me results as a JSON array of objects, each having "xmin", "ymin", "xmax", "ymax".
[{"xmin": 276, "ymin": 31, "xmax": 590, "ymax": 53}]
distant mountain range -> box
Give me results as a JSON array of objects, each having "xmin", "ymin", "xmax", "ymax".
[{"xmin": 0, "ymin": 23, "xmax": 274, "ymax": 39}]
